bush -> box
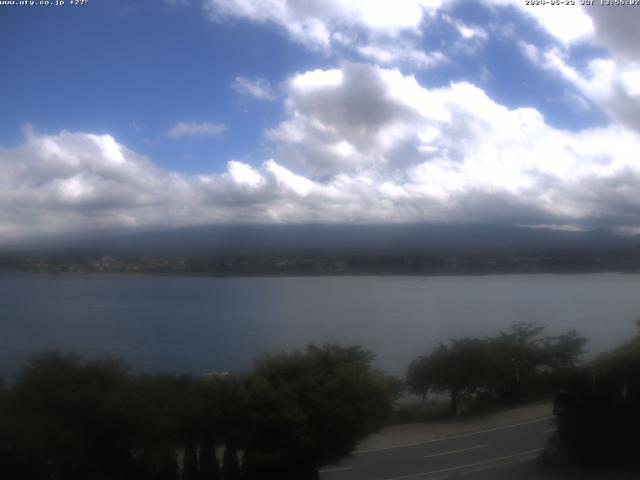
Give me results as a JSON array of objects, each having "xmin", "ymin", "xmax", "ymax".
[
  {"xmin": 0, "ymin": 345, "xmax": 393, "ymax": 480},
  {"xmin": 555, "ymin": 332, "xmax": 640, "ymax": 468}
]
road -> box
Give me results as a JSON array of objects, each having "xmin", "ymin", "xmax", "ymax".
[{"xmin": 320, "ymin": 415, "xmax": 558, "ymax": 480}]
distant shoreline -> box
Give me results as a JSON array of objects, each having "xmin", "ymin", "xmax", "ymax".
[{"xmin": 0, "ymin": 262, "xmax": 637, "ymax": 279}]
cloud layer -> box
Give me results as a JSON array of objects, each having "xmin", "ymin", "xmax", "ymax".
[
  {"xmin": 205, "ymin": 0, "xmax": 450, "ymax": 69},
  {"xmin": 167, "ymin": 122, "xmax": 227, "ymax": 138},
  {"xmin": 205, "ymin": 0, "xmax": 443, "ymax": 49},
  {"xmin": 5, "ymin": 63, "xmax": 640, "ymax": 240},
  {"xmin": 4, "ymin": 2, "xmax": 640, "ymax": 239},
  {"xmin": 518, "ymin": 5, "xmax": 640, "ymax": 134},
  {"xmin": 232, "ymin": 76, "xmax": 277, "ymax": 100}
]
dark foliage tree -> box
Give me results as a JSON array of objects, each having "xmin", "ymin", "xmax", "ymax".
[
  {"xmin": 128, "ymin": 374, "xmax": 191, "ymax": 475},
  {"xmin": 198, "ymin": 439, "xmax": 220, "ymax": 480},
  {"xmin": 154, "ymin": 449, "xmax": 180, "ymax": 480},
  {"xmin": 407, "ymin": 353, "xmax": 435, "ymax": 401},
  {"xmin": 0, "ymin": 378, "xmax": 18, "ymax": 477},
  {"xmin": 555, "ymin": 329, "xmax": 640, "ymax": 468},
  {"xmin": 543, "ymin": 330, "xmax": 588, "ymax": 370},
  {"xmin": 385, "ymin": 375, "xmax": 405, "ymax": 401},
  {"xmin": 199, "ymin": 374, "xmax": 251, "ymax": 449},
  {"xmin": 221, "ymin": 445, "xmax": 241, "ymax": 480},
  {"xmin": 9, "ymin": 352, "xmax": 134, "ymax": 480},
  {"xmin": 2, "ymin": 344, "xmax": 391, "ymax": 479},
  {"xmin": 407, "ymin": 323, "xmax": 587, "ymax": 414},
  {"xmin": 409, "ymin": 339, "xmax": 499, "ymax": 415},
  {"xmin": 183, "ymin": 442, "xmax": 199, "ymax": 480},
  {"xmin": 489, "ymin": 322, "xmax": 548, "ymax": 400},
  {"xmin": 242, "ymin": 345, "xmax": 392, "ymax": 479}
]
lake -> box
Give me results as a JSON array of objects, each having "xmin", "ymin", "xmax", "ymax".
[{"xmin": 1, "ymin": 272, "xmax": 639, "ymax": 378}]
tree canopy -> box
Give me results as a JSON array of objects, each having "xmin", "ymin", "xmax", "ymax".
[
  {"xmin": 407, "ymin": 323, "xmax": 587, "ymax": 414},
  {"xmin": 243, "ymin": 345, "xmax": 391, "ymax": 478},
  {"xmin": 554, "ymin": 326, "xmax": 640, "ymax": 468},
  {"xmin": 0, "ymin": 345, "xmax": 392, "ymax": 480}
]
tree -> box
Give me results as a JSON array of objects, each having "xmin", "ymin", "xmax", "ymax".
[
  {"xmin": 243, "ymin": 345, "xmax": 392, "ymax": 479},
  {"xmin": 542, "ymin": 330, "xmax": 588, "ymax": 370},
  {"xmin": 183, "ymin": 442, "xmax": 199, "ymax": 480},
  {"xmin": 198, "ymin": 439, "xmax": 220, "ymax": 480},
  {"xmin": 491, "ymin": 322, "xmax": 547, "ymax": 398},
  {"xmin": 221, "ymin": 445, "xmax": 241, "ymax": 480},
  {"xmin": 129, "ymin": 372, "xmax": 227, "ymax": 479},
  {"xmin": 407, "ymin": 323, "xmax": 588, "ymax": 414},
  {"xmin": 9, "ymin": 352, "xmax": 134, "ymax": 480},
  {"xmin": 0, "ymin": 344, "xmax": 392, "ymax": 479},
  {"xmin": 410, "ymin": 339, "xmax": 499, "ymax": 415},
  {"xmin": 0, "ymin": 377, "xmax": 19, "ymax": 477},
  {"xmin": 554, "ymin": 329, "xmax": 640, "ymax": 468},
  {"xmin": 407, "ymin": 351, "xmax": 439, "ymax": 401},
  {"xmin": 197, "ymin": 374, "xmax": 250, "ymax": 452}
]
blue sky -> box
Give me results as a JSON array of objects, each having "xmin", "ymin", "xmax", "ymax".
[
  {"xmin": 1, "ymin": 0, "xmax": 640, "ymax": 240},
  {"xmin": 1, "ymin": 1, "xmax": 307, "ymax": 171}
]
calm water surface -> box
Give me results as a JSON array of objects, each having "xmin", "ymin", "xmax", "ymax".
[{"xmin": 1, "ymin": 272, "xmax": 639, "ymax": 377}]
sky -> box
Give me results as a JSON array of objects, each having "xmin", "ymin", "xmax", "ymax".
[{"xmin": 1, "ymin": 0, "xmax": 640, "ymax": 241}]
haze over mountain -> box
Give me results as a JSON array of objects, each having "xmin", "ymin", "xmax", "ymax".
[{"xmin": 3, "ymin": 224, "xmax": 638, "ymax": 258}]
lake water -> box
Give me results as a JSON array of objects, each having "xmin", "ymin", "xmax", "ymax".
[{"xmin": 1, "ymin": 272, "xmax": 639, "ymax": 378}]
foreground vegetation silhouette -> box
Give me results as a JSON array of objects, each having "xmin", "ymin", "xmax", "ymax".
[
  {"xmin": 0, "ymin": 345, "xmax": 392, "ymax": 480},
  {"xmin": 407, "ymin": 322, "xmax": 640, "ymax": 471},
  {"xmin": 551, "ymin": 323, "xmax": 640, "ymax": 469},
  {"xmin": 2, "ymin": 322, "xmax": 639, "ymax": 478},
  {"xmin": 407, "ymin": 323, "xmax": 587, "ymax": 415}
]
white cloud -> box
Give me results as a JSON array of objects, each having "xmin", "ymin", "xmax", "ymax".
[
  {"xmin": 264, "ymin": 159, "xmax": 314, "ymax": 196},
  {"xmin": 203, "ymin": 0, "xmax": 448, "ymax": 68},
  {"xmin": 519, "ymin": 38, "xmax": 640, "ymax": 133},
  {"xmin": 0, "ymin": 128, "xmax": 300, "ymax": 238},
  {"xmin": 265, "ymin": 63, "xmax": 640, "ymax": 227},
  {"xmin": 232, "ymin": 76, "xmax": 276, "ymax": 100},
  {"xmin": 505, "ymin": 3, "xmax": 640, "ymax": 135},
  {"xmin": 204, "ymin": 0, "xmax": 595, "ymax": 54},
  {"xmin": 226, "ymin": 160, "xmax": 265, "ymax": 188},
  {"xmin": 6, "ymin": 65, "xmax": 640, "ymax": 239},
  {"xmin": 357, "ymin": 44, "xmax": 447, "ymax": 69},
  {"xmin": 204, "ymin": 0, "xmax": 443, "ymax": 50},
  {"xmin": 442, "ymin": 15, "xmax": 488, "ymax": 42},
  {"xmin": 577, "ymin": 5, "xmax": 640, "ymax": 131},
  {"xmin": 456, "ymin": 23, "xmax": 487, "ymax": 42},
  {"xmin": 485, "ymin": 0, "xmax": 593, "ymax": 45},
  {"xmin": 167, "ymin": 122, "xmax": 226, "ymax": 139},
  {"xmin": 439, "ymin": 14, "xmax": 490, "ymax": 56}
]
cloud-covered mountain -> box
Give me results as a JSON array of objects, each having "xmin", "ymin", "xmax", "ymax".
[{"xmin": 5, "ymin": 223, "xmax": 637, "ymax": 258}]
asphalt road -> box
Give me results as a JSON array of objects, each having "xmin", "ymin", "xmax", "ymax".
[{"xmin": 320, "ymin": 415, "xmax": 557, "ymax": 480}]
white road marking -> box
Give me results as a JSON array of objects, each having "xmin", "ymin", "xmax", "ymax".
[
  {"xmin": 543, "ymin": 428, "xmax": 556, "ymax": 434},
  {"xmin": 423, "ymin": 444, "xmax": 488, "ymax": 459},
  {"xmin": 355, "ymin": 416, "xmax": 553, "ymax": 455},
  {"xmin": 319, "ymin": 466, "xmax": 352, "ymax": 473},
  {"xmin": 459, "ymin": 452, "xmax": 541, "ymax": 476},
  {"xmin": 380, "ymin": 448, "xmax": 543, "ymax": 480}
]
